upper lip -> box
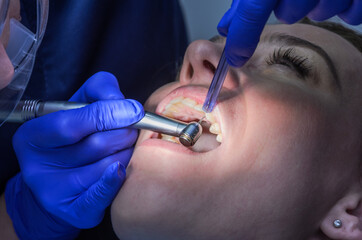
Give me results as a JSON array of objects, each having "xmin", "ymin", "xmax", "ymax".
[
  {"xmin": 155, "ymin": 85, "xmax": 210, "ymax": 115},
  {"xmin": 156, "ymin": 84, "xmax": 224, "ymax": 136}
]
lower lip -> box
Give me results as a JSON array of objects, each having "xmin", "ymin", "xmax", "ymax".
[{"xmin": 138, "ymin": 138, "xmax": 200, "ymax": 156}]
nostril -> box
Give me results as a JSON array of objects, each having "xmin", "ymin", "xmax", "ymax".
[
  {"xmin": 187, "ymin": 63, "xmax": 194, "ymax": 79},
  {"xmin": 203, "ymin": 60, "xmax": 216, "ymax": 74}
]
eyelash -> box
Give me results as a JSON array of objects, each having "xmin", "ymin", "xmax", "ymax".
[{"xmin": 266, "ymin": 48, "xmax": 312, "ymax": 79}]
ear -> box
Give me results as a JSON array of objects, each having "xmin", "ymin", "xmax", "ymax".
[{"xmin": 320, "ymin": 192, "xmax": 362, "ymax": 240}]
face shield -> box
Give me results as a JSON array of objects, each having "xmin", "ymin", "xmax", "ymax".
[{"xmin": 0, "ymin": 0, "xmax": 48, "ymax": 126}]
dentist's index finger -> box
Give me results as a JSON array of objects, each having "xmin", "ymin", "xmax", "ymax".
[
  {"xmin": 225, "ymin": 0, "xmax": 277, "ymax": 67},
  {"xmin": 69, "ymin": 71, "xmax": 125, "ymax": 102},
  {"xmin": 17, "ymin": 99, "xmax": 144, "ymax": 148}
]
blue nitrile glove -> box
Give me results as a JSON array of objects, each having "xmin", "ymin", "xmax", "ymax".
[
  {"xmin": 6, "ymin": 71, "xmax": 144, "ymax": 239},
  {"xmin": 218, "ymin": 0, "xmax": 362, "ymax": 67}
]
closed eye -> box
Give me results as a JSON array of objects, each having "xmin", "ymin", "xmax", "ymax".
[{"xmin": 266, "ymin": 47, "xmax": 312, "ymax": 79}]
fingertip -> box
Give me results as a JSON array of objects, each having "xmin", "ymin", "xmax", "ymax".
[
  {"xmin": 217, "ymin": 24, "xmax": 228, "ymax": 37},
  {"xmin": 118, "ymin": 164, "xmax": 126, "ymax": 179},
  {"xmin": 224, "ymin": 47, "xmax": 249, "ymax": 67},
  {"xmin": 93, "ymin": 71, "xmax": 118, "ymax": 84},
  {"xmin": 116, "ymin": 147, "xmax": 134, "ymax": 169},
  {"xmin": 88, "ymin": 72, "xmax": 125, "ymax": 100},
  {"xmin": 217, "ymin": 28, "xmax": 227, "ymax": 37},
  {"xmin": 112, "ymin": 161, "xmax": 121, "ymax": 173},
  {"xmin": 217, "ymin": 9, "xmax": 233, "ymax": 37},
  {"xmin": 225, "ymin": 55, "xmax": 248, "ymax": 68},
  {"xmin": 125, "ymin": 99, "xmax": 144, "ymax": 120},
  {"xmin": 217, "ymin": 31, "xmax": 227, "ymax": 38},
  {"xmin": 105, "ymin": 92, "xmax": 125, "ymax": 101},
  {"xmin": 102, "ymin": 161, "xmax": 125, "ymax": 190}
]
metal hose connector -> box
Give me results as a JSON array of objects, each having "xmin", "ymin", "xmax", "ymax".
[{"xmin": 21, "ymin": 99, "xmax": 40, "ymax": 121}]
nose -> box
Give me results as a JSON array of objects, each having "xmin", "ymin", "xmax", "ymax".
[
  {"xmin": 180, "ymin": 40, "xmax": 219, "ymax": 85},
  {"xmin": 179, "ymin": 40, "xmax": 237, "ymax": 89}
]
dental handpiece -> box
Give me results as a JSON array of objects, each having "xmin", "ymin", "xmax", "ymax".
[{"xmin": 3, "ymin": 100, "xmax": 202, "ymax": 147}]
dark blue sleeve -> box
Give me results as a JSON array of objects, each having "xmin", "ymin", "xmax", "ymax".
[{"xmin": 0, "ymin": 0, "xmax": 188, "ymax": 193}]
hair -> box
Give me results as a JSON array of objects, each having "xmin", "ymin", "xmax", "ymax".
[{"xmin": 299, "ymin": 18, "xmax": 362, "ymax": 54}]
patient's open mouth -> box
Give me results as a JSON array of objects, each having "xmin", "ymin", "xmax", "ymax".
[{"xmin": 155, "ymin": 96, "xmax": 222, "ymax": 152}]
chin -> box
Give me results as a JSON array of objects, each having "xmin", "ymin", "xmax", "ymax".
[{"xmin": 111, "ymin": 85, "xmax": 231, "ymax": 239}]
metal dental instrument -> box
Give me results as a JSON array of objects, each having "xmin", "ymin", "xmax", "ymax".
[
  {"xmin": 202, "ymin": 48, "xmax": 229, "ymax": 113},
  {"xmin": 3, "ymin": 100, "xmax": 203, "ymax": 147},
  {"xmin": 132, "ymin": 111, "xmax": 202, "ymax": 147}
]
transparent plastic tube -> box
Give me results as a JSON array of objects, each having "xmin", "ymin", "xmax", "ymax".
[{"xmin": 202, "ymin": 48, "xmax": 229, "ymax": 113}]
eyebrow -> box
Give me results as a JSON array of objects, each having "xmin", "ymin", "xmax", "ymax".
[
  {"xmin": 262, "ymin": 33, "xmax": 341, "ymax": 90},
  {"xmin": 209, "ymin": 35, "xmax": 225, "ymax": 43}
]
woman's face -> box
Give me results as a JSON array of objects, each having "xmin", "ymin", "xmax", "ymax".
[
  {"xmin": 112, "ymin": 23, "xmax": 362, "ymax": 240},
  {"xmin": 0, "ymin": 0, "xmax": 20, "ymax": 89}
]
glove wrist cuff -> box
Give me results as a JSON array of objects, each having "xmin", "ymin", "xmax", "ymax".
[{"xmin": 5, "ymin": 173, "xmax": 80, "ymax": 240}]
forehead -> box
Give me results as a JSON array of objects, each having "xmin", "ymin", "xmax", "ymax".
[
  {"xmin": 261, "ymin": 24, "xmax": 362, "ymax": 95},
  {"xmin": 262, "ymin": 23, "xmax": 357, "ymax": 59}
]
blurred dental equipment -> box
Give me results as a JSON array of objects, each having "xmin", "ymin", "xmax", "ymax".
[
  {"xmin": 202, "ymin": 48, "xmax": 229, "ymax": 113},
  {"xmin": 3, "ymin": 100, "xmax": 203, "ymax": 147},
  {"xmin": 0, "ymin": 0, "xmax": 49, "ymax": 126}
]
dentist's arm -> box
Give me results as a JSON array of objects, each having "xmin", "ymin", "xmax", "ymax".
[
  {"xmin": 5, "ymin": 71, "xmax": 144, "ymax": 239},
  {"xmin": 218, "ymin": 0, "xmax": 362, "ymax": 67}
]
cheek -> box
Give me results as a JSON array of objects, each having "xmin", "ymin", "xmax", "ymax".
[
  {"xmin": 0, "ymin": 44, "xmax": 14, "ymax": 89},
  {"xmin": 224, "ymin": 79, "xmax": 339, "ymax": 180},
  {"xmin": 244, "ymin": 78, "xmax": 335, "ymax": 145},
  {"xmin": 226, "ymin": 84, "xmax": 332, "ymax": 169},
  {"xmin": 221, "ymin": 80, "xmax": 342, "ymax": 214}
]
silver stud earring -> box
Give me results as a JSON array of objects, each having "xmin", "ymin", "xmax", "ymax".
[{"xmin": 333, "ymin": 219, "xmax": 342, "ymax": 228}]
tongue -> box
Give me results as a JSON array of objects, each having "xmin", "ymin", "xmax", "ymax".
[{"xmin": 190, "ymin": 128, "xmax": 220, "ymax": 152}]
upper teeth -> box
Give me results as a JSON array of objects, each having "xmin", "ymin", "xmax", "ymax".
[
  {"xmin": 209, "ymin": 123, "xmax": 220, "ymax": 134},
  {"xmin": 181, "ymin": 98, "xmax": 197, "ymax": 108},
  {"xmin": 205, "ymin": 112, "xmax": 216, "ymax": 123},
  {"xmin": 162, "ymin": 97, "xmax": 222, "ymax": 143}
]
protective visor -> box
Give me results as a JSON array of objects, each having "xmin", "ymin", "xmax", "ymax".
[{"xmin": 0, "ymin": 0, "xmax": 48, "ymax": 126}]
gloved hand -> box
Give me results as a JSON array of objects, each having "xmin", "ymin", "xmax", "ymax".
[
  {"xmin": 218, "ymin": 0, "xmax": 362, "ymax": 67},
  {"xmin": 5, "ymin": 71, "xmax": 144, "ymax": 239}
]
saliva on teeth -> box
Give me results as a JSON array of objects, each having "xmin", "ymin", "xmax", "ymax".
[{"xmin": 162, "ymin": 97, "xmax": 222, "ymax": 144}]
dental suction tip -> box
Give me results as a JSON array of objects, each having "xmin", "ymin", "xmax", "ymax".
[{"xmin": 179, "ymin": 122, "xmax": 203, "ymax": 147}]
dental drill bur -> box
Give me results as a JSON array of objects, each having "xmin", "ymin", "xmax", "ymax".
[{"xmin": 2, "ymin": 100, "xmax": 203, "ymax": 147}]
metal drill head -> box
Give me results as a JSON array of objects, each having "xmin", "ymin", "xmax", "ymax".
[{"xmin": 179, "ymin": 122, "xmax": 202, "ymax": 147}]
